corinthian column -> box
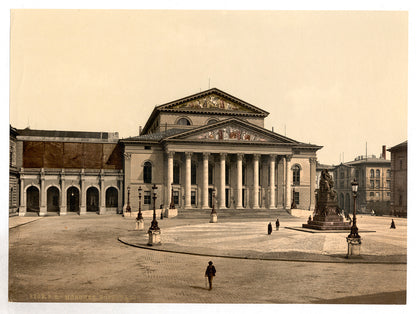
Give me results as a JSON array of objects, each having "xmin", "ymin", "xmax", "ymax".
[
  {"xmin": 236, "ymin": 153, "xmax": 243, "ymax": 209},
  {"xmin": 309, "ymin": 157, "xmax": 317, "ymax": 211},
  {"xmin": 202, "ymin": 153, "xmax": 210, "ymax": 209},
  {"xmin": 185, "ymin": 152, "xmax": 192, "ymax": 209},
  {"xmin": 285, "ymin": 155, "xmax": 292, "ymax": 209},
  {"xmin": 167, "ymin": 151, "xmax": 174, "ymax": 210},
  {"xmin": 219, "ymin": 153, "xmax": 226, "ymax": 209},
  {"xmin": 269, "ymin": 155, "xmax": 276, "ymax": 209},
  {"xmin": 252, "ymin": 154, "xmax": 260, "ymax": 209}
]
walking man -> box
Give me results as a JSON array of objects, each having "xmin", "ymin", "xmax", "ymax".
[
  {"xmin": 205, "ymin": 261, "xmax": 216, "ymax": 290},
  {"xmin": 268, "ymin": 222, "xmax": 273, "ymax": 235},
  {"xmin": 275, "ymin": 218, "xmax": 280, "ymax": 230},
  {"xmin": 391, "ymin": 219, "xmax": 396, "ymax": 229}
]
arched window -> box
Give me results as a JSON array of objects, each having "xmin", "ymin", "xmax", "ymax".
[
  {"xmin": 376, "ymin": 169, "xmax": 380, "ymax": 178},
  {"xmin": 143, "ymin": 161, "xmax": 152, "ymax": 183},
  {"xmin": 207, "ymin": 119, "xmax": 218, "ymax": 125},
  {"xmin": 292, "ymin": 165, "xmax": 300, "ymax": 185},
  {"xmin": 370, "ymin": 169, "xmax": 375, "ymax": 178},
  {"xmin": 173, "ymin": 162, "xmax": 180, "ymax": 184},
  {"xmin": 106, "ymin": 187, "xmax": 118, "ymax": 207},
  {"xmin": 177, "ymin": 118, "xmax": 191, "ymax": 125}
]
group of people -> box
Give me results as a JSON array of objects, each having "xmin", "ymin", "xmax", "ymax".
[{"xmin": 267, "ymin": 218, "xmax": 280, "ymax": 235}]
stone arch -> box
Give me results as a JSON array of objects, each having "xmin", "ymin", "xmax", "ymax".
[
  {"xmin": 47, "ymin": 186, "xmax": 60, "ymax": 212},
  {"xmin": 86, "ymin": 186, "xmax": 99, "ymax": 212},
  {"xmin": 105, "ymin": 186, "xmax": 118, "ymax": 208},
  {"xmin": 67, "ymin": 186, "xmax": 80, "ymax": 212},
  {"xmin": 26, "ymin": 185, "xmax": 40, "ymax": 213}
]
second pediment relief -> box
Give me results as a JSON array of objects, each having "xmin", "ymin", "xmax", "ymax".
[{"xmin": 188, "ymin": 125, "xmax": 269, "ymax": 142}]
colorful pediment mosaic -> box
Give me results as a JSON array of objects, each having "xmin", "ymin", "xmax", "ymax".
[
  {"xmin": 190, "ymin": 126, "xmax": 268, "ymax": 142},
  {"xmin": 171, "ymin": 95, "xmax": 251, "ymax": 112}
]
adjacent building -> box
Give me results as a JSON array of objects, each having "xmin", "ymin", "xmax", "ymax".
[
  {"xmin": 15, "ymin": 128, "xmax": 124, "ymax": 216},
  {"xmin": 9, "ymin": 126, "xmax": 19, "ymax": 215},
  {"xmin": 333, "ymin": 147, "xmax": 391, "ymax": 215},
  {"xmin": 121, "ymin": 88, "xmax": 322, "ymax": 215},
  {"xmin": 388, "ymin": 141, "xmax": 407, "ymax": 217}
]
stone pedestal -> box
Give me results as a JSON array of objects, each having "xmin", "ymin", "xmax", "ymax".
[
  {"xmin": 135, "ymin": 219, "xmax": 144, "ymax": 230},
  {"xmin": 346, "ymin": 237, "xmax": 362, "ymax": 258},
  {"xmin": 210, "ymin": 213, "xmax": 217, "ymax": 223},
  {"xmin": 147, "ymin": 229, "xmax": 161, "ymax": 246}
]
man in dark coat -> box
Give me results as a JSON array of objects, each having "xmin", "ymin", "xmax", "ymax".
[
  {"xmin": 391, "ymin": 219, "xmax": 396, "ymax": 229},
  {"xmin": 268, "ymin": 222, "xmax": 273, "ymax": 235},
  {"xmin": 205, "ymin": 261, "xmax": 216, "ymax": 290},
  {"xmin": 276, "ymin": 218, "xmax": 280, "ymax": 230}
]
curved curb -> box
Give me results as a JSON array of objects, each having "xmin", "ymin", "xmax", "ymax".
[
  {"xmin": 117, "ymin": 237, "xmax": 407, "ymax": 265},
  {"xmin": 9, "ymin": 218, "xmax": 43, "ymax": 230}
]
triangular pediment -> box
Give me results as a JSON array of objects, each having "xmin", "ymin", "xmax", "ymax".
[
  {"xmin": 157, "ymin": 88, "xmax": 269, "ymax": 116},
  {"xmin": 164, "ymin": 119, "xmax": 298, "ymax": 144}
]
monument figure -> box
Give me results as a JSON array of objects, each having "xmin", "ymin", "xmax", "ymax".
[{"xmin": 303, "ymin": 169, "xmax": 350, "ymax": 230}]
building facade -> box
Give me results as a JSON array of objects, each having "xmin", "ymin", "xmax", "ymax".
[
  {"xmin": 15, "ymin": 129, "xmax": 124, "ymax": 216},
  {"xmin": 9, "ymin": 126, "xmax": 19, "ymax": 215},
  {"xmin": 388, "ymin": 141, "xmax": 407, "ymax": 217},
  {"xmin": 121, "ymin": 88, "xmax": 322, "ymax": 215},
  {"xmin": 333, "ymin": 149, "xmax": 391, "ymax": 215}
]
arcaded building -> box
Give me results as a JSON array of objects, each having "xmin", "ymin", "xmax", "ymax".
[
  {"xmin": 121, "ymin": 88, "xmax": 322, "ymax": 215},
  {"xmin": 15, "ymin": 128, "xmax": 124, "ymax": 216}
]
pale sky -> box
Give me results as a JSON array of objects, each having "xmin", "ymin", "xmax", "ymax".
[{"xmin": 9, "ymin": 9, "xmax": 408, "ymax": 165}]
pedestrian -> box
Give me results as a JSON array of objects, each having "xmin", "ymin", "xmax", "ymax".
[
  {"xmin": 275, "ymin": 218, "xmax": 280, "ymax": 230},
  {"xmin": 390, "ymin": 219, "xmax": 396, "ymax": 229},
  {"xmin": 268, "ymin": 222, "xmax": 273, "ymax": 235},
  {"xmin": 205, "ymin": 261, "xmax": 216, "ymax": 290}
]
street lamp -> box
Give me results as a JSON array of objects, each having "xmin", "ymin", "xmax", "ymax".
[
  {"xmin": 137, "ymin": 186, "xmax": 143, "ymax": 220},
  {"xmin": 169, "ymin": 183, "xmax": 175, "ymax": 209},
  {"xmin": 149, "ymin": 184, "xmax": 159, "ymax": 231},
  {"xmin": 125, "ymin": 186, "xmax": 131, "ymax": 216},
  {"xmin": 348, "ymin": 178, "xmax": 360, "ymax": 239}
]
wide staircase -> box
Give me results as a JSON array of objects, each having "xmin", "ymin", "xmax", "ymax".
[{"xmin": 176, "ymin": 207, "xmax": 295, "ymax": 220}]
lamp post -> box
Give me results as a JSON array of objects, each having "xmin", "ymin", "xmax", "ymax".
[
  {"xmin": 135, "ymin": 186, "xmax": 144, "ymax": 230},
  {"xmin": 346, "ymin": 178, "xmax": 361, "ymax": 257},
  {"xmin": 148, "ymin": 184, "xmax": 161, "ymax": 246},
  {"xmin": 348, "ymin": 178, "xmax": 360, "ymax": 239},
  {"xmin": 149, "ymin": 184, "xmax": 159, "ymax": 231},
  {"xmin": 125, "ymin": 186, "xmax": 131, "ymax": 217},
  {"xmin": 210, "ymin": 190, "xmax": 217, "ymax": 223},
  {"xmin": 169, "ymin": 184, "xmax": 175, "ymax": 209}
]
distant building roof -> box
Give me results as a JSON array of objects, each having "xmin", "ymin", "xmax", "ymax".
[
  {"xmin": 343, "ymin": 155, "xmax": 390, "ymax": 166},
  {"xmin": 387, "ymin": 140, "xmax": 407, "ymax": 152},
  {"xmin": 122, "ymin": 128, "xmax": 188, "ymax": 142},
  {"xmin": 317, "ymin": 163, "xmax": 335, "ymax": 171},
  {"xmin": 16, "ymin": 128, "xmax": 119, "ymax": 141}
]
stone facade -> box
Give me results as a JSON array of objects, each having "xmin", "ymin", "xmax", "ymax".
[
  {"xmin": 122, "ymin": 88, "xmax": 322, "ymax": 214},
  {"xmin": 9, "ymin": 126, "xmax": 19, "ymax": 215},
  {"xmin": 333, "ymin": 151, "xmax": 391, "ymax": 215},
  {"xmin": 14, "ymin": 129, "xmax": 124, "ymax": 216},
  {"xmin": 388, "ymin": 141, "xmax": 407, "ymax": 217}
]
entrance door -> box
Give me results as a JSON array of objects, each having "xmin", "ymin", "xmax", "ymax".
[
  {"xmin": 208, "ymin": 188, "xmax": 213, "ymax": 208},
  {"xmin": 242, "ymin": 189, "xmax": 246, "ymax": 208},
  {"xmin": 47, "ymin": 187, "xmax": 60, "ymax": 212},
  {"xmin": 225, "ymin": 188, "xmax": 230, "ymax": 208},
  {"xmin": 26, "ymin": 186, "xmax": 40, "ymax": 213},
  {"xmin": 87, "ymin": 187, "xmax": 99, "ymax": 212},
  {"xmin": 67, "ymin": 187, "xmax": 80, "ymax": 212}
]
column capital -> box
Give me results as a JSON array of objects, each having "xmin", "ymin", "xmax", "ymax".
[
  {"xmin": 269, "ymin": 154, "xmax": 277, "ymax": 162},
  {"xmin": 253, "ymin": 154, "xmax": 260, "ymax": 161},
  {"xmin": 124, "ymin": 152, "xmax": 131, "ymax": 160},
  {"xmin": 185, "ymin": 152, "xmax": 193, "ymax": 158},
  {"xmin": 202, "ymin": 152, "xmax": 210, "ymax": 159},
  {"xmin": 236, "ymin": 153, "xmax": 244, "ymax": 161},
  {"xmin": 220, "ymin": 152, "xmax": 227, "ymax": 160},
  {"xmin": 286, "ymin": 154, "xmax": 293, "ymax": 162},
  {"xmin": 309, "ymin": 157, "xmax": 317, "ymax": 164},
  {"xmin": 167, "ymin": 151, "xmax": 175, "ymax": 158}
]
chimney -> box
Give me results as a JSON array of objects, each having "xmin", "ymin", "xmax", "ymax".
[
  {"xmin": 139, "ymin": 126, "xmax": 142, "ymax": 135},
  {"xmin": 382, "ymin": 145, "xmax": 386, "ymax": 159},
  {"xmin": 272, "ymin": 126, "xmax": 274, "ymax": 132}
]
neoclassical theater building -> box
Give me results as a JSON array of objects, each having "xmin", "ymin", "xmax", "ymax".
[{"xmin": 122, "ymin": 88, "xmax": 322, "ymax": 215}]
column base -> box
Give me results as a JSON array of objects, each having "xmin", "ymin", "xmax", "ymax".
[
  {"xmin": 268, "ymin": 206, "xmax": 276, "ymax": 210},
  {"xmin": 148, "ymin": 229, "xmax": 161, "ymax": 246},
  {"xmin": 210, "ymin": 213, "xmax": 217, "ymax": 223},
  {"xmin": 252, "ymin": 206, "xmax": 259, "ymax": 210},
  {"xmin": 60, "ymin": 211, "xmax": 67, "ymax": 216},
  {"xmin": 236, "ymin": 206, "xmax": 244, "ymax": 210},
  {"xmin": 184, "ymin": 205, "xmax": 193, "ymax": 210},
  {"xmin": 201, "ymin": 206, "xmax": 211, "ymax": 210},
  {"xmin": 99, "ymin": 207, "xmax": 106, "ymax": 215},
  {"xmin": 79, "ymin": 206, "xmax": 87, "ymax": 215}
]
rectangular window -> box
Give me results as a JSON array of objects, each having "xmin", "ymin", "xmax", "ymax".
[
  {"xmin": 370, "ymin": 180, "xmax": 375, "ymax": 189},
  {"xmin": 173, "ymin": 191, "xmax": 179, "ymax": 205},
  {"xmin": 191, "ymin": 191, "xmax": 196, "ymax": 205},
  {"xmin": 376, "ymin": 192, "xmax": 380, "ymax": 197},
  {"xmin": 294, "ymin": 192, "xmax": 300, "ymax": 205},
  {"xmin": 144, "ymin": 191, "xmax": 151, "ymax": 205},
  {"xmin": 387, "ymin": 180, "xmax": 391, "ymax": 189},
  {"xmin": 387, "ymin": 192, "xmax": 391, "ymax": 197},
  {"xmin": 376, "ymin": 180, "xmax": 380, "ymax": 188}
]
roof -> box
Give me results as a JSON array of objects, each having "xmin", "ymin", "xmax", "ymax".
[
  {"xmin": 387, "ymin": 140, "xmax": 407, "ymax": 152},
  {"xmin": 141, "ymin": 88, "xmax": 270, "ymax": 134},
  {"xmin": 343, "ymin": 156, "xmax": 391, "ymax": 166},
  {"xmin": 16, "ymin": 128, "xmax": 118, "ymax": 140},
  {"xmin": 122, "ymin": 128, "xmax": 188, "ymax": 142}
]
